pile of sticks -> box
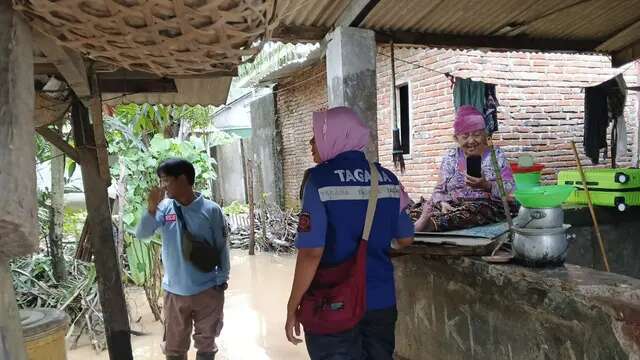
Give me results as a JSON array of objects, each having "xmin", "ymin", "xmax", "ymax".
[{"xmin": 229, "ymin": 203, "xmax": 297, "ymax": 254}]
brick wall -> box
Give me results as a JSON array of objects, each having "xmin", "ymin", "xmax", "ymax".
[
  {"xmin": 275, "ymin": 49, "xmax": 639, "ymax": 207},
  {"xmin": 377, "ymin": 47, "xmax": 639, "ymax": 199},
  {"xmin": 276, "ymin": 61, "xmax": 327, "ymax": 208}
]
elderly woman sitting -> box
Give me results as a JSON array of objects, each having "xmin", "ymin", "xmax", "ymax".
[{"xmin": 414, "ymin": 105, "xmax": 516, "ymax": 232}]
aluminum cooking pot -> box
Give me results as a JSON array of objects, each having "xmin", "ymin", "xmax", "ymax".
[
  {"xmin": 512, "ymin": 225, "xmax": 574, "ymax": 266},
  {"xmin": 514, "ymin": 207, "xmax": 563, "ymax": 229}
]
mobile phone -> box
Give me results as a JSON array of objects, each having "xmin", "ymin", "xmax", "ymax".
[{"xmin": 466, "ymin": 156, "xmax": 482, "ymax": 178}]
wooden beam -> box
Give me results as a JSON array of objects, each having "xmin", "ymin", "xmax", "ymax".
[
  {"xmin": 88, "ymin": 70, "xmax": 111, "ymax": 182},
  {"xmin": 375, "ymin": 31, "xmax": 601, "ymax": 53},
  {"xmin": 336, "ymin": 0, "xmax": 381, "ymax": 27},
  {"xmin": 271, "ymin": 25, "xmax": 328, "ymax": 42},
  {"xmin": 36, "ymin": 127, "xmax": 80, "ymax": 163},
  {"xmin": 596, "ymin": 15, "xmax": 640, "ymax": 52},
  {"xmin": 34, "ymin": 62, "xmax": 60, "ymax": 75},
  {"xmin": 71, "ymin": 100, "xmax": 133, "ymax": 360},
  {"xmin": 612, "ymin": 39, "xmax": 640, "ymax": 68},
  {"xmin": 32, "ymin": 30, "xmax": 91, "ymax": 99},
  {"xmin": 34, "ymin": 93, "xmax": 70, "ymax": 128},
  {"xmin": 98, "ymin": 78, "xmax": 177, "ymax": 93}
]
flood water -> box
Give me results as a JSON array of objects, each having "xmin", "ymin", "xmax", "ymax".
[{"xmin": 68, "ymin": 250, "xmax": 309, "ymax": 360}]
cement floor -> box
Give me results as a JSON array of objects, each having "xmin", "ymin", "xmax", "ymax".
[{"xmin": 68, "ymin": 250, "xmax": 309, "ymax": 360}]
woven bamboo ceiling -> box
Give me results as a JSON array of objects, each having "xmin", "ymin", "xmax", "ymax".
[{"xmin": 14, "ymin": 0, "xmax": 278, "ymax": 77}]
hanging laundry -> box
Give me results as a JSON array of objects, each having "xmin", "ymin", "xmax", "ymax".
[
  {"xmin": 584, "ymin": 86, "xmax": 608, "ymax": 164},
  {"xmin": 454, "ymin": 77, "xmax": 485, "ymax": 112},
  {"xmin": 453, "ymin": 77, "xmax": 499, "ymax": 134},
  {"xmin": 616, "ymin": 115, "xmax": 627, "ymax": 164},
  {"xmin": 583, "ymin": 74, "xmax": 627, "ymax": 165},
  {"xmin": 484, "ymin": 84, "xmax": 499, "ymax": 134}
]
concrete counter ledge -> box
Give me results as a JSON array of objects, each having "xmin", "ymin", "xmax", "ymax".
[{"xmin": 392, "ymin": 251, "xmax": 640, "ymax": 359}]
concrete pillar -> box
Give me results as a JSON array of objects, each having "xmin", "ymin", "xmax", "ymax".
[
  {"xmin": 250, "ymin": 94, "xmax": 284, "ymax": 207},
  {"xmin": 0, "ymin": 0, "xmax": 37, "ymax": 259},
  {"xmin": 325, "ymin": 26, "xmax": 378, "ymax": 160}
]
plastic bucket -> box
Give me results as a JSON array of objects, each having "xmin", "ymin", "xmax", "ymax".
[
  {"xmin": 21, "ymin": 309, "xmax": 68, "ymax": 360},
  {"xmin": 514, "ymin": 172, "xmax": 541, "ymax": 189}
]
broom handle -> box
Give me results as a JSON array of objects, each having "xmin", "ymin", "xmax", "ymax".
[
  {"xmin": 570, "ymin": 141, "xmax": 611, "ymax": 272},
  {"xmin": 487, "ymin": 137, "xmax": 514, "ymax": 255}
]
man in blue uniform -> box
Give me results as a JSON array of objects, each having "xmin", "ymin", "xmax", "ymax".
[{"xmin": 285, "ymin": 107, "xmax": 414, "ymax": 360}]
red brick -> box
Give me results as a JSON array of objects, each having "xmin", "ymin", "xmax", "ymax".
[{"xmin": 275, "ymin": 47, "xmax": 637, "ymax": 202}]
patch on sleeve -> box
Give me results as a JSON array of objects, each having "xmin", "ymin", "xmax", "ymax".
[{"xmin": 297, "ymin": 212, "xmax": 311, "ymax": 233}]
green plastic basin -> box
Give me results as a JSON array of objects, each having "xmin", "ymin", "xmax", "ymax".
[
  {"xmin": 514, "ymin": 185, "xmax": 575, "ymax": 208},
  {"xmin": 514, "ymin": 172, "xmax": 541, "ymax": 189}
]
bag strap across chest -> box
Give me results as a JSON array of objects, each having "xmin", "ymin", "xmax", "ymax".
[{"xmin": 362, "ymin": 162, "xmax": 380, "ymax": 242}]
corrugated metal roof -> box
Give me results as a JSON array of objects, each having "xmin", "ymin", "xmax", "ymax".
[
  {"xmin": 278, "ymin": 0, "xmax": 351, "ymax": 27},
  {"xmin": 102, "ymin": 77, "xmax": 232, "ymax": 106},
  {"xmin": 276, "ymin": 0, "xmax": 640, "ymax": 55}
]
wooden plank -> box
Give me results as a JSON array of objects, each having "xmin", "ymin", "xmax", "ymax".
[
  {"xmin": 36, "ymin": 127, "xmax": 80, "ymax": 163},
  {"xmin": 271, "ymin": 25, "xmax": 328, "ymax": 42},
  {"xmin": 0, "ymin": 4, "xmax": 38, "ymax": 259},
  {"xmin": 375, "ymin": 31, "xmax": 601, "ymax": 53},
  {"xmin": 612, "ymin": 39, "xmax": 640, "ymax": 67},
  {"xmin": 32, "ymin": 29, "xmax": 91, "ymax": 99},
  {"xmin": 71, "ymin": 100, "xmax": 133, "ymax": 359},
  {"xmin": 88, "ymin": 70, "xmax": 110, "ymax": 182},
  {"xmin": 336, "ymin": 0, "xmax": 381, "ymax": 27}
]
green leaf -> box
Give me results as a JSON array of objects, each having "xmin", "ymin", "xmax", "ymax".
[
  {"xmin": 67, "ymin": 161, "xmax": 77, "ymax": 180},
  {"xmin": 123, "ymin": 213, "xmax": 136, "ymax": 226},
  {"xmin": 150, "ymin": 135, "xmax": 170, "ymax": 152}
]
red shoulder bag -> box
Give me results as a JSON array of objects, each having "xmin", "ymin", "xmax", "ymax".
[{"xmin": 297, "ymin": 163, "xmax": 380, "ymax": 335}]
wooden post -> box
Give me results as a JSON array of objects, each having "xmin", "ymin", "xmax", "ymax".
[
  {"xmin": 50, "ymin": 124, "xmax": 66, "ymax": 282},
  {"xmin": 0, "ymin": 0, "xmax": 38, "ymax": 260},
  {"xmin": 88, "ymin": 69, "xmax": 110, "ymax": 182},
  {"xmin": 0, "ymin": 6, "xmax": 35, "ymax": 358},
  {"xmin": 247, "ymin": 159, "xmax": 256, "ymax": 255},
  {"xmin": 256, "ymin": 162, "xmax": 268, "ymax": 246},
  {"xmin": 71, "ymin": 100, "xmax": 133, "ymax": 359},
  {"xmin": 0, "ymin": 258, "xmax": 28, "ymax": 360}
]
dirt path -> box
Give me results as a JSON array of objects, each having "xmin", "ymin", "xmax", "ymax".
[{"xmin": 68, "ymin": 250, "xmax": 309, "ymax": 359}]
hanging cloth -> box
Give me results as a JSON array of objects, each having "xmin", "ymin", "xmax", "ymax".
[
  {"xmin": 583, "ymin": 85, "xmax": 608, "ymax": 164},
  {"xmin": 453, "ymin": 77, "xmax": 485, "ymax": 112},
  {"xmin": 616, "ymin": 115, "xmax": 627, "ymax": 165},
  {"xmin": 453, "ymin": 77, "xmax": 499, "ymax": 135},
  {"xmin": 484, "ymin": 84, "xmax": 499, "ymax": 135},
  {"xmin": 583, "ymin": 74, "xmax": 626, "ymax": 165}
]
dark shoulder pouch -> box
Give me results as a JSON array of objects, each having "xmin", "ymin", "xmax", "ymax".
[{"xmin": 174, "ymin": 202, "xmax": 221, "ymax": 273}]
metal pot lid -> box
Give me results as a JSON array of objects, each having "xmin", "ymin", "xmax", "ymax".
[
  {"xmin": 513, "ymin": 224, "xmax": 571, "ymax": 235},
  {"xmin": 19, "ymin": 308, "xmax": 68, "ymax": 337}
]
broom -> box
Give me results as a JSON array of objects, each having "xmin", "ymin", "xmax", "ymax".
[{"xmin": 390, "ymin": 40, "xmax": 405, "ymax": 173}]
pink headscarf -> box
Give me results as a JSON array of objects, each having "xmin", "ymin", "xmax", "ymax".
[
  {"xmin": 453, "ymin": 105, "xmax": 486, "ymax": 135},
  {"xmin": 312, "ymin": 106, "xmax": 370, "ymax": 162}
]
